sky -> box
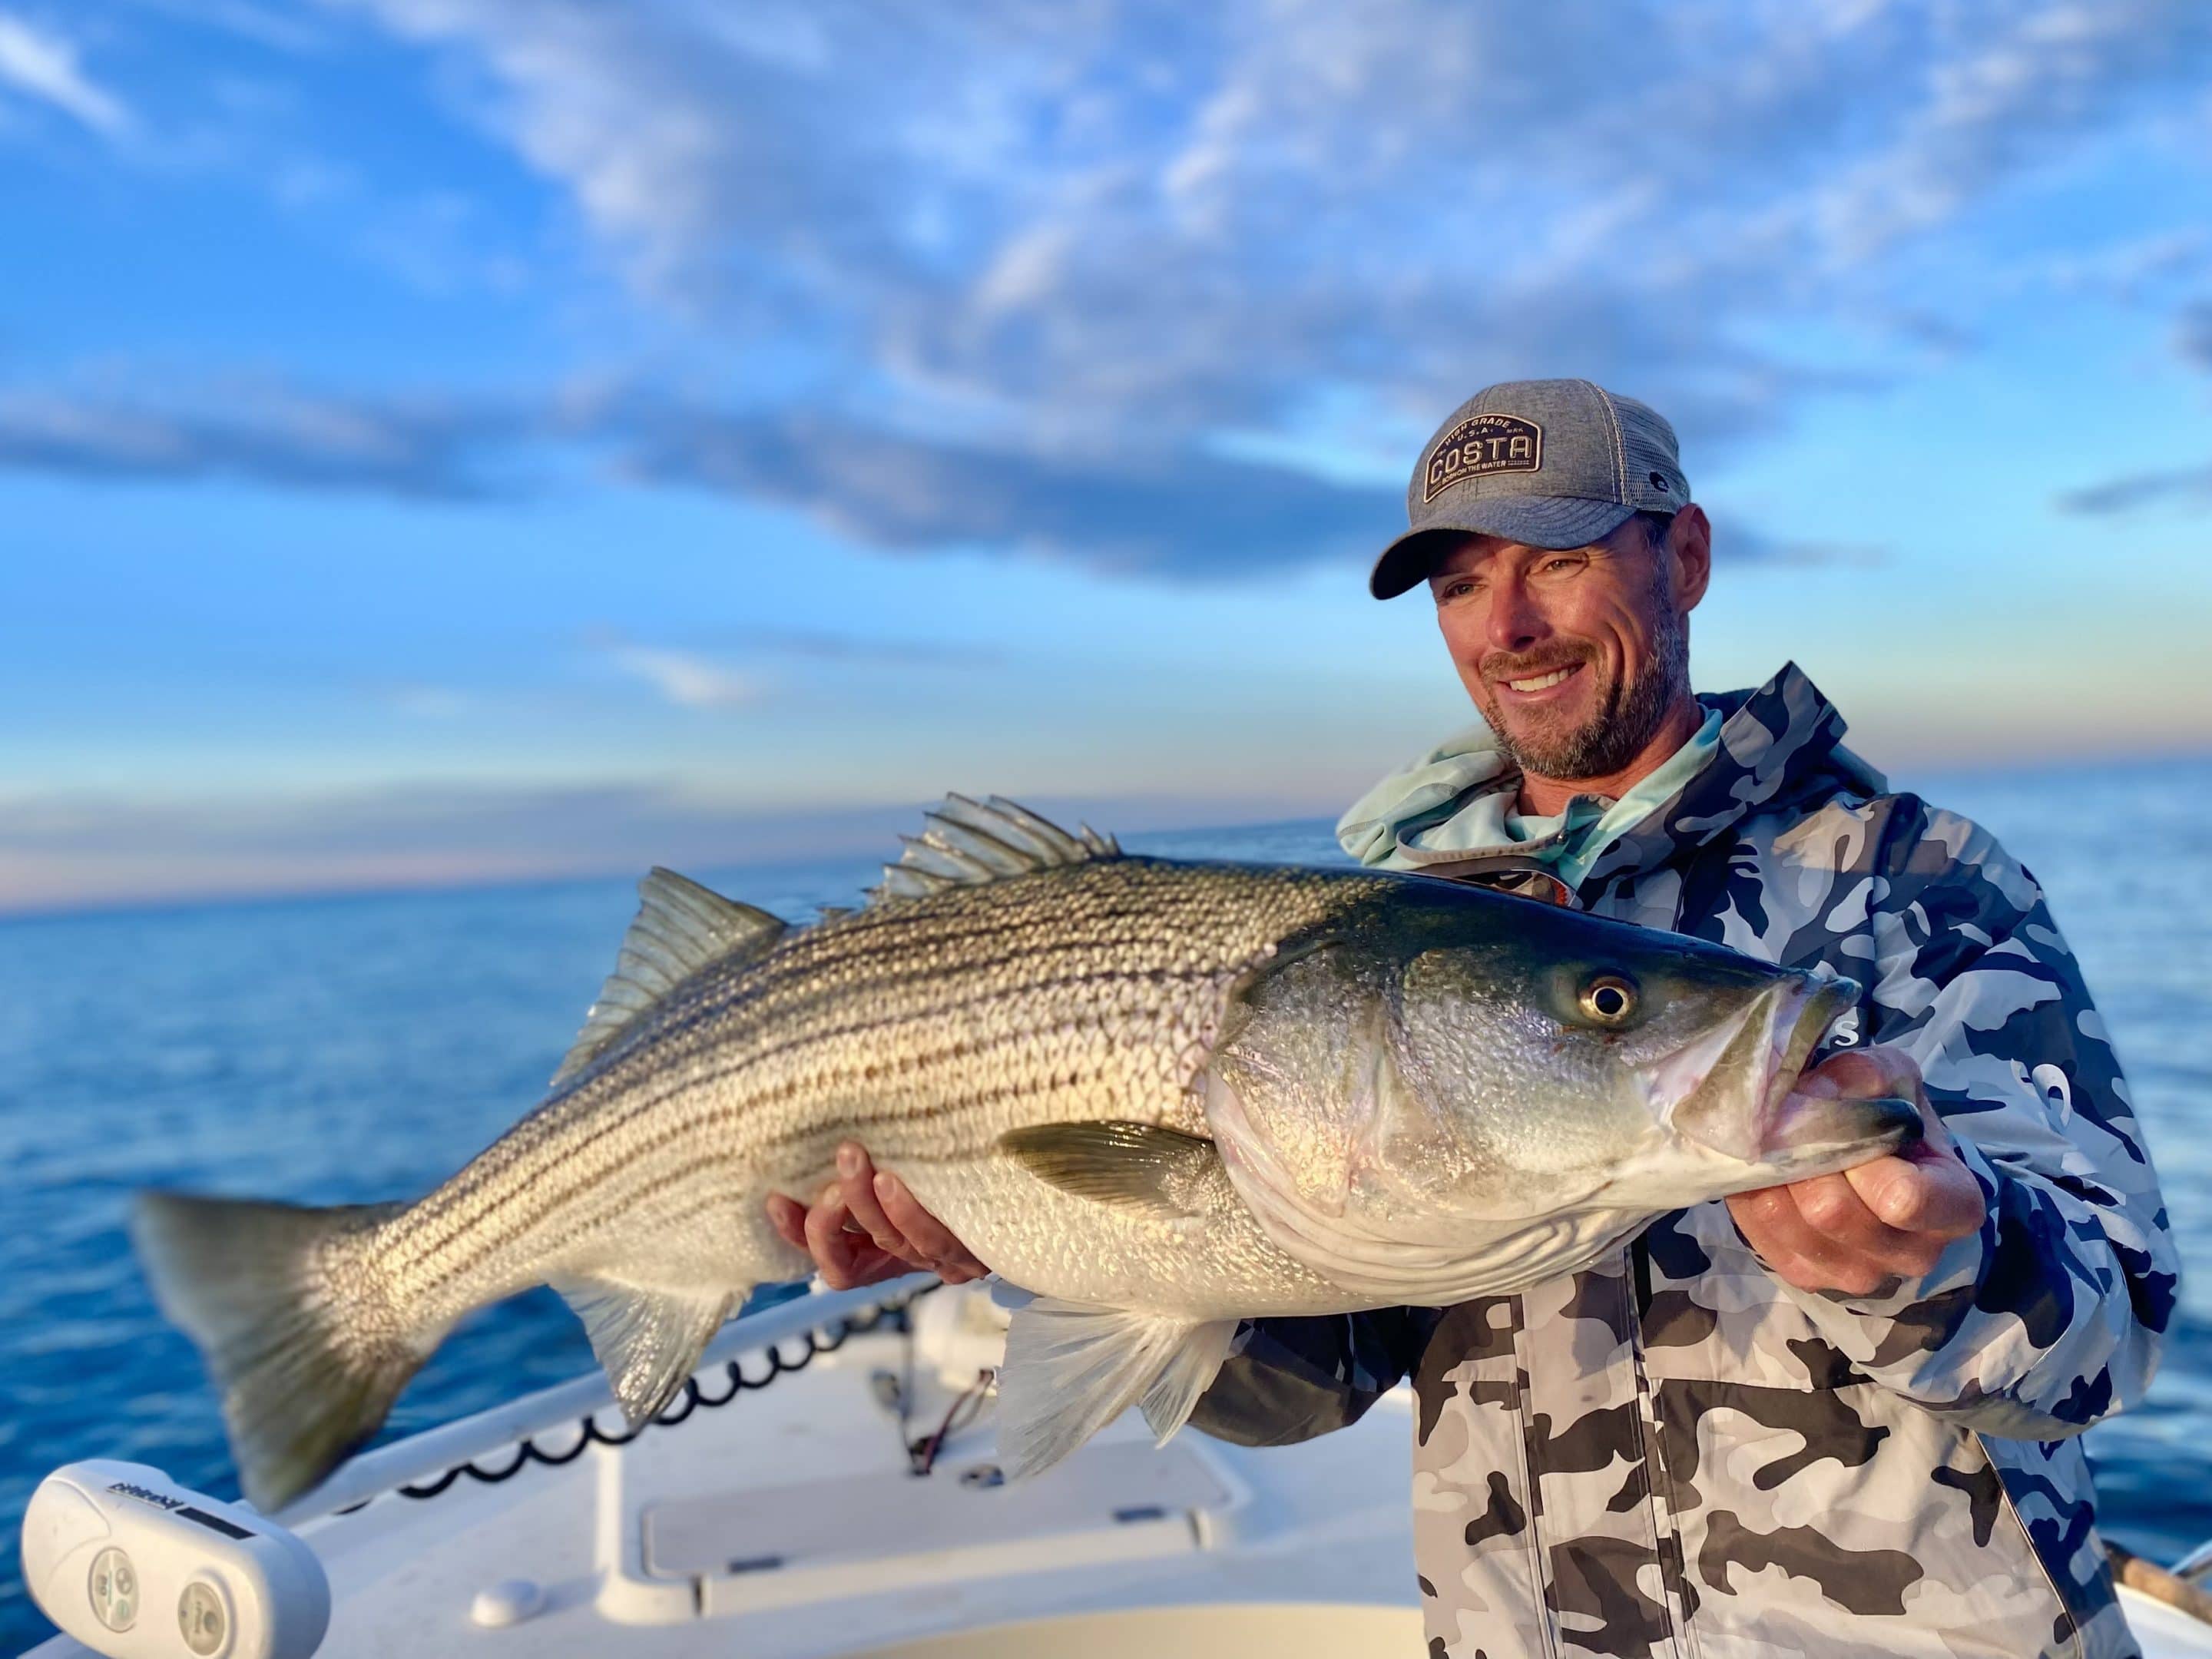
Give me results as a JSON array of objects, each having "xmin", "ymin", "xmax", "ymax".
[{"xmin": 3, "ymin": 0, "xmax": 2212, "ymax": 912}]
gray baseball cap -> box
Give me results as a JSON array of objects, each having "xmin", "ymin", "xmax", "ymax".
[{"xmin": 1369, "ymin": 378, "xmax": 1689, "ymax": 599}]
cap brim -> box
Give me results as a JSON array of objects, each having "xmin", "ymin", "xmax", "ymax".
[{"xmin": 1368, "ymin": 497, "xmax": 1637, "ymax": 599}]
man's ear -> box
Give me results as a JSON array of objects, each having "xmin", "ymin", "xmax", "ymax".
[{"xmin": 1669, "ymin": 504, "xmax": 1713, "ymax": 611}]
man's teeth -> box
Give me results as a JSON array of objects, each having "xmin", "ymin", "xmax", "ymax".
[{"xmin": 1507, "ymin": 667, "xmax": 1575, "ymax": 692}]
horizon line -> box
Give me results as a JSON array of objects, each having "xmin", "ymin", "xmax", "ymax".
[{"xmin": 8, "ymin": 744, "xmax": 2212, "ymax": 924}]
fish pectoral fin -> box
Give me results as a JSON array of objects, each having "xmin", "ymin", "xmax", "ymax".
[
  {"xmin": 552, "ymin": 1277, "xmax": 737, "ymax": 1426},
  {"xmin": 996, "ymin": 1121, "xmax": 1224, "ymax": 1218},
  {"xmin": 995, "ymin": 1299, "xmax": 1238, "ymax": 1479}
]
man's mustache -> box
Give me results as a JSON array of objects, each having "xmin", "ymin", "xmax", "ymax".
[{"xmin": 1480, "ymin": 647, "xmax": 1594, "ymax": 683}]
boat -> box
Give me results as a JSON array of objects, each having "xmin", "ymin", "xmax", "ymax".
[{"xmin": 19, "ymin": 1276, "xmax": 2212, "ymax": 1658}]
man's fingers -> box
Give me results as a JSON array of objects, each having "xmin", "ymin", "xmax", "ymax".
[
  {"xmin": 836, "ymin": 1142, "xmax": 922, "ymax": 1262},
  {"xmin": 875, "ymin": 1171, "xmax": 990, "ymax": 1283},
  {"xmin": 1779, "ymin": 1170, "xmax": 1914, "ymax": 1260},
  {"xmin": 802, "ymin": 1182, "xmax": 885, "ymax": 1289},
  {"xmin": 1731, "ymin": 1142, "xmax": 1985, "ymax": 1294},
  {"xmin": 1843, "ymin": 1150, "xmax": 1985, "ymax": 1240},
  {"xmin": 773, "ymin": 1144, "xmax": 992, "ymax": 1290},
  {"xmin": 1728, "ymin": 1185, "xmax": 1888, "ymax": 1291},
  {"xmin": 766, "ymin": 1191, "xmax": 808, "ymax": 1251}
]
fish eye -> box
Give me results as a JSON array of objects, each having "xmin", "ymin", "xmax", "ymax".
[{"xmin": 1578, "ymin": 974, "xmax": 1638, "ymax": 1026}]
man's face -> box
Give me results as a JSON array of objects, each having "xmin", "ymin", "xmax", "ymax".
[{"xmin": 1426, "ymin": 513, "xmax": 1704, "ymax": 781}]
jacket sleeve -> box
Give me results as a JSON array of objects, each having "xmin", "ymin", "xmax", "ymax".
[
  {"xmin": 1772, "ymin": 800, "xmax": 2179, "ymax": 1439},
  {"xmin": 1187, "ymin": 1307, "xmax": 1438, "ymax": 1447}
]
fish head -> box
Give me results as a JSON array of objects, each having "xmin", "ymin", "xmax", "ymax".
[
  {"xmin": 1379, "ymin": 901, "xmax": 1916, "ymax": 1210},
  {"xmin": 1206, "ymin": 877, "xmax": 1917, "ymax": 1297}
]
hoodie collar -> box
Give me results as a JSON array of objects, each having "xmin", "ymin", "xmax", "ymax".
[{"xmin": 1336, "ymin": 662, "xmax": 1873, "ymax": 892}]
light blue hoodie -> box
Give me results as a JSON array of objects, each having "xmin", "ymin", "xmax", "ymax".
[{"xmin": 1335, "ymin": 706, "xmax": 1724, "ymax": 892}]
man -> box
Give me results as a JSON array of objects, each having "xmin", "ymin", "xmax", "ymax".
[{"xmin": 770, "ymin": 380, "xmax": 2177, "ymax": 1659}]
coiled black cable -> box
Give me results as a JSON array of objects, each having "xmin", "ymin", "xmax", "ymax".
[{"xmin": 338, "ymin": 1288, "xmax": 933, "ymax": 1510}]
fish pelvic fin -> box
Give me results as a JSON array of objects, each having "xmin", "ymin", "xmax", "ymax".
[
  {"xmin": 132, "ymin": 1191, "xmax": 424, "ymax": 1513},
  {"xmin": 555, "ymin": 869, "xmax": 790, "ymax": 1088},
  {"xmin": 551, "ymin": 1277, "xmax": 737, "ymax": 1426},
  {"xmin": 995, "ymin": 1299, "xmax": 1237, "ymax": 1479}
]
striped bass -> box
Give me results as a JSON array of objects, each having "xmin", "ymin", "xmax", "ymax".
[{"xmin": 134, "ymin": 796, "xmax": 1918, "ymax": 1509}]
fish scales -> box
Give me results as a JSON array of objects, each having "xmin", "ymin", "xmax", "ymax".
[
  {"xmin": 134, "ymin": 795, "xmax": 1917, "ymax": 1509},
  {"xmin": 365, "ymin": 859, "xmax": 1363, "ymax": 1323}
]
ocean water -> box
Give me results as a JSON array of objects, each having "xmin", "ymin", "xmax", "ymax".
[{"xmin": 4, "ymin": 770, "xmax": 2210, "ymax": 1654}]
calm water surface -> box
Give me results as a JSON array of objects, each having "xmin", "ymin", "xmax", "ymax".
[{"xmin": 4, "ymin": 768, "xmax": 2210, "ymax": 1651}]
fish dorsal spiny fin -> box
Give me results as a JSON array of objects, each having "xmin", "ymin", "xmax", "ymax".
[
  {"xmin": 868, "ymin": 794, "xmax": 1119, "ymax": 906},
  {"xmin": 553, "ymin": 869, "xmax": 788, "ymax": 1086}
]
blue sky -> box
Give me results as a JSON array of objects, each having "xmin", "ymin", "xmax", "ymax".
[{"xmin": 5, "ymin": 1, "xmax": 2212, "ymax": 912}]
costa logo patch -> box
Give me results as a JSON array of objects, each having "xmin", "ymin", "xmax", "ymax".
[{"xmin": 1424, "ymin": 413, "xmax": 1542, "ymax": 502}]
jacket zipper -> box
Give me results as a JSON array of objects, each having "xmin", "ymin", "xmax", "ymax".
[
  {"xmin": 1972, "ymin": 1429, "xmax": 2085, "ymax": 1659},
  {"xmin": 1629, "ymin": 1239, "xmax": 1694, "ymax": 1659}
]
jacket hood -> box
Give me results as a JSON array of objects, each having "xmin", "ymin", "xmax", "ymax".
[{"xmin": 1337, "ymin": 661, "xmax": 1885, "ymax": 892}]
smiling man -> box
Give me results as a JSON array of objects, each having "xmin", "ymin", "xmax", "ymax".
[{"xmin": 772, "ymin": 379, "xmax": 2176, "ymax": 1659}]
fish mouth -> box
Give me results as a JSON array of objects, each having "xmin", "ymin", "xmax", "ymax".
[
  {"xmin": 1767, "ymin": 1091, "xmax": 1924, "ymax": 1161},
  {"xmin": 1765, "ymin": 972, "xmax": 1861, "ymax": 1125},
  {"xmin": 1651, "ymin": 970, "xmax": 1864, "ymax": 1161}
]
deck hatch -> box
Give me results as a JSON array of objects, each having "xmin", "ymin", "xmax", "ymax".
[{"xmin": 643, "ymin": 1439, "xmax": 1230, "ymax": 1582}]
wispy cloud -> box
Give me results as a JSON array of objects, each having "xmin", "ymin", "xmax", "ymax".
[
  {"xmin": 372, "ymin": 682, "xmax": 473, "ymax": 717},
  {"xmin": 326, "ymin": 0, "xmax": 2212, "ymax": 439},
  {"xmin": 2055, "ymin": 464, "xmax": 2212, "ymax": 516},
  {"xmin": 1705, "ymin": 515, "xmax": 1886, "ymax": 568},
  {"xmin": 0, "ymin": 380, "xmax": 525, "ymax": 496},
  {"xmin": 11, "ymin": 2, "xmax": 2212, "ymax": 570},
  {"xmin": 0, "ymin": 780, "xmax": 866, "ymax": 913},
  {"xmin": 603, "ymin": 644, "xmax": 762, "ymax": 709},
  {"xmin": 619, "ymin": 409, "xmax": 1389, "ymax": 578},
  {"xmin": 0, "ymin": 376, "xmax": 1826, "ymax": 575},
  {"xmin": 2178, "ymin": 300, "xmax": 2212, "ymax": 372},
  {"xmin": 0, "ymin": 12, "xmax": 131, "ymax": 137},
  {"xmin": 706, "ymin": 627, "xmax": 1001, "ymax": 668},
  {"xmin": 0, "ymin": 781, "xmax": 1324, "ymax": 915},
  {"xmin": 2054, "ymin": 297, "xmax": 2212, "ymax": 516},
  {"xmin": 2045, "ymin": 230, "xmax": 2212, "ymax": 302},
  {"xmin": 127, "ymin": 0, "xmax": 336, "ymax": 56}
]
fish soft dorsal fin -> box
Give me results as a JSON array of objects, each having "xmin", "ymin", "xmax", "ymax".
[
  {"xmin": 553, "ymin": 869, "xmax": 788, "ymax": 1086},
  {"xmin": 868, "ymin": 794, "xmax": 1119, "ymax": 906}
]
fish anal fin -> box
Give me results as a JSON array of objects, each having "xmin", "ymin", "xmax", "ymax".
[
  {"xmin": 997, "ymin": 1121, "xmax": 1222, "ymax": 1218},
  {"xmin": 551, "ymin": 1277, "xmax": 737, "ymax": 1426},
  {"xmin": 555, "ymin": 870, "xmax": 788, "ymax": 1087},
  {"xmin": 995, "ymin": 1299, "xmax": 1237, "ymax": 1479}
]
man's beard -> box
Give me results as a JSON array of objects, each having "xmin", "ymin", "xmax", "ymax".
[{"xmin": 1480, "ymin": 581, "xmax": 1690, "ymax": 784}]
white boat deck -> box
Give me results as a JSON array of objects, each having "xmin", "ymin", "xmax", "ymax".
[{"xmin": 18, "ymin": 1278, "xmax": 2210, "ymax": 1658}]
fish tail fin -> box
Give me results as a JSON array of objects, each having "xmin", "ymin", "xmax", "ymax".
[
  {"xmin": 994, "ymin": 1298, "xmax": 1239, "ymax": 1479},
  {"xmin": 133, "ymin": 1191, "xmax": 423, "ymax": 1512}
]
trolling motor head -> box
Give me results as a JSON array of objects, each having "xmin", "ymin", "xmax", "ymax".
[{"xmin": 21, "ymin": 1460, "xmax": 329, "ymax": 1659}]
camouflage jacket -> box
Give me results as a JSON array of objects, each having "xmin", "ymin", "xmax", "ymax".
[{"xmin": 1191, "ymin": 663, "xmax": 2178, "ymax": 1659}]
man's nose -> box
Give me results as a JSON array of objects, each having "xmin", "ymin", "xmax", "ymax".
[{"xmin": 1485, "ymin": 571, "xmax": 1548, "ymax": 652}]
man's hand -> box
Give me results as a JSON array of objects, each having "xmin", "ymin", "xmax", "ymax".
[
  {"xmin": 1727, "ymin": 1047, "xmax": 1987, "ymax": 1298},
  {"xmin": 767, "ymin": 1141, "xmax": 990, "ymax": 1291}
]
